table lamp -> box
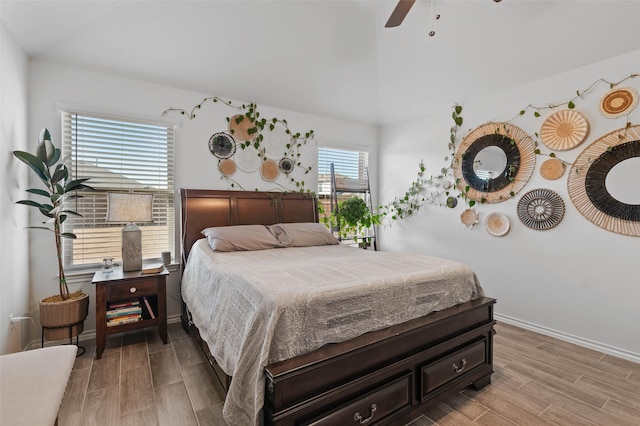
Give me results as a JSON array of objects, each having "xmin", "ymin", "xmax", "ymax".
[{"xmin": 106, "ymin": 192, "xmax": 154, "ymax": 272}]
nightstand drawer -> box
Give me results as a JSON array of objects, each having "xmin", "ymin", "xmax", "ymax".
[{"xmin": 107, "ymin": 278, "xmax": 158, "ymax": 300}]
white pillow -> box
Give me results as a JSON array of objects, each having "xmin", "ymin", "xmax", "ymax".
[
  {"xmin": 201, "ymin": 225, "xmax": 282, "ymax": 252},
  {"xmin": 269, "ymin": 223, "xmax": 339, "ymax": 247}
]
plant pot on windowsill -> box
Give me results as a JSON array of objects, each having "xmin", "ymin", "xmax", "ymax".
[{"xmin": 40, "ymin": 291, "xmax": 90, "ymax": 341}]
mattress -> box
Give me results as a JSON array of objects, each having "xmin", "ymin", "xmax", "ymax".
[{"xmin": 181, "ymin": 239, "xmax": 484, "ymax": 425}]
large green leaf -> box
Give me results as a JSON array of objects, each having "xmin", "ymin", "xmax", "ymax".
[
  {"xmin": 26, "ymin": 188, "xmax": 50, "ymax": 198},
  {"xmin": 49, "ymin": 148, "xmax": 61, "ymax": 167},
  {"xmin": 16, "ymin": 199, "xmax": 46, "ymax": 209},
  {"xmin": 51, "ymin": 165, "xmax": 68, "ymax": 185},
  {"xmin": 36, "ymin": 139, "xmax": 56, "ymax": 164},
  {"xmin": 38, "ymin": 207, "xmax": 54, "ymax": 218},
  {"xmin": 39, "ymin": 128, "xmax": 51, "ymax": 143},
  {"xmin": 64, "ymin": 178, "xmax": 92, "ymax": 192},
  {"xmin": 64, "ymin": 194, "xmax": 84, "ymax": 201},
  {"xmin": 25, "ymin": 226, "xmax": 53, "ymax": 232},
  {"xmin": 13, "ymin": 151, "xmax": 47, "ymax": 181}
]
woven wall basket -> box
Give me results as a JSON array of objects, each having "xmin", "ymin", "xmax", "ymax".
[
  {"xmin": 40, "ymin": 292, "xmax": 90, "ymax": 341},
  {"xmin": 454, "ymin": 122, "xmax": 536, "ymax": 203},
  {"xmin": 567, "ymin": 124, "xmax": 640, "ymax": 236}
]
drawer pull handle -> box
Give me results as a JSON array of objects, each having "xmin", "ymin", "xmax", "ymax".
[
  {"xmin": 129, "ymin": 287, "xmax": 137, "ymax": 294},
  {"xmin": 353, "ymin": 403, "xmax": 377, "ymax": 424},
  {"xmin": 452, "ymin": 358, "xmax": 467, "ymax": 373}
]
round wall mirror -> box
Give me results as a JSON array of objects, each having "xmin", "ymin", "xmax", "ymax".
[
  {"xmin": 605, "ymin": 157, "xmax": 640, "ymax": 204},
  {"xmin": 473, "ymin": 146, "xmax": 508, "ymax": 179},
  {"xmin": 568, "ymin": 124, "xmax": 640, "ymax": 236},
  {"xmin": 454, "ymin": 122, "xmax": 536, "ymax": 203}
]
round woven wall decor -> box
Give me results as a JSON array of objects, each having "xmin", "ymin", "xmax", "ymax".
[
  {"xmin": 229, "ymin": 114, "xmax": 256, "ymax": 142},
  {"xmin": 218, "ymin": 159, "xmax": 237, "ymax": 177},
  {"xmin": 539, "ymin": 109, "xmax": 589, "ymax": 151},
  {"xmin": 260, "ymin": 159, "xmax": 280, "ymax": 182},
  {"xmin": 600, "ymin": 87, "xmax": 639, "ymax": 119},
  {"xmin": 567, "ymin": 124, "xmax": 640, "ymax": 236},
  {"xmin": 540, "ymin": 158, "xmax": 566, "ymax": 180},
  {"xmin": 517, "ymin": 188, "xmax": 565, "ymax": 231},
  {"xmin": 235, "ymin": 145, "xmax": 261, "ymax": 172},
  {"xmin": 263, "ymin": 125, "xmax": 289, "ymax": 153},
  {"xmin": 209, "ymin": 132, "xmax": 236, "ymax": 159},
  {"xmin": 460, "ymin": 208, "xmax": 479, "ymax": 228},
  {"xmin": 485, "ymin": 212, "xmax": 510, "ymax": 237},
  {"xmin": 279, "ymin": 157, "xmax": 294, "ymax": 174},
  {"xmin": 454, "ymin": 122, "xmax": 536, "ymax": 203}
]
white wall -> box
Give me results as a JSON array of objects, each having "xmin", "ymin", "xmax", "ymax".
[
  {"xmin": 0, "ymin": 22, "xmax": 30, "ymax": 354},
  {"xmin": 379, "ymin": 49, "xmax": 640, "ymax": 361},
  {"xmin": 16, "ymin": 50, "xmax": 639, "ymax": 361},
  {"xmin": 27, "ymin": 59, "xmax": 378, "ymax": 344}
]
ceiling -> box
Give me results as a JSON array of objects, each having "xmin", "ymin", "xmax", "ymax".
[{"xmin": 2, "ymin": 0, "xmax": 640, "ymax": 126}]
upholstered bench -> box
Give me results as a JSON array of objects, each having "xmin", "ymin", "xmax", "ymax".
[{"xmin": 0, "ymin": 346, "xmax": 77, "ymax": 425}]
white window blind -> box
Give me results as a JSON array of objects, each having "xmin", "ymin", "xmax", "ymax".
[
  {"xmin": 317, "ymin": 147, "xmax": 369, "ymax": 196},
  {"xmin": 61, "ymin": 112, "xmax": 175, "ymax": 268}
]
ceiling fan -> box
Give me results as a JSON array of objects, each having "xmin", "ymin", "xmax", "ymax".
[
  {"xmin": 385, "ymin": 0, "xmax": 417, "ymax": 28},
  {"xmin": 385, "ymin": 0, "xmax": 502, "ymax": 28}
]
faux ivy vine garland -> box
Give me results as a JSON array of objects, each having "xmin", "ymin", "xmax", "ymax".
[
  {"xmin": 447, "ymin": 73, "xmax": 640, "ymax": 208},
  {"xmin": 506, "ymin": 73, "xmax": 639, "ymax": 174},
  {"xmin": 163, "ymin": 97, "xmax": 315, "ymax": 192}
]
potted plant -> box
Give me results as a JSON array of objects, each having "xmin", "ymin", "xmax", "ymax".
[
  {"xmin": 335, "ymin": 197, "xmax": 381, "ymax": 247},
  {"xmin": 13, "ymin": 128, "xmax": 93, "ymax": 342}
]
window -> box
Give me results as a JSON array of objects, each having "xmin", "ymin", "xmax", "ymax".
[
  {"xmin": 61, "ymin": 112, "xmax": 175, "ymax": 268},
  {"xmin": 317, "ymin": 146, "xmax": 369, "ymax": 221}
]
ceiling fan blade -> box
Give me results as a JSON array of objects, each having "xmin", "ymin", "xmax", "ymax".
[{"xmin": 385, "ymin": 0, "xmax": 417, "ymax": 28}]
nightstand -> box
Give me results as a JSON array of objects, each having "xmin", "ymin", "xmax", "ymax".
[{"xmin": 92, "ymin": 267, "xmax": 169, "ymax": 359}]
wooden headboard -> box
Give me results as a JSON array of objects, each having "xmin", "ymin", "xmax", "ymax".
[{"xmin": 180, "ymin": 189, "xmax": 318, "ymax": 262}]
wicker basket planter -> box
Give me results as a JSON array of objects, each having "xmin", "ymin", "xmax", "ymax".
[{"xmin": 40, "ymin": 292, "xmax": 90, "ymax": 341}]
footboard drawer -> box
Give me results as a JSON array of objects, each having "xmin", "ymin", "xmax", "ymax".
[
  {"xmin": 420, "ymin": 338, "xmax": 486, "ymax": 396},
  {"xmin": 301, "ymin": 373, "xmax": 412, "ymax": 426}
]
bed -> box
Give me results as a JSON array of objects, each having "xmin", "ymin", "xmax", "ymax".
[{"xmin": 180, "ymin": 189, "xmax": 495, "ymax": 426}]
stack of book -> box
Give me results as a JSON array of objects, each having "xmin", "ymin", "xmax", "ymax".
[{"xmin": 107, "ymin": 300, "xmax": 142, "ymax": 327}]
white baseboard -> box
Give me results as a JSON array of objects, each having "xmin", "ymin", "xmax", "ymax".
[
  {"xmin": 495, "ymin": 313, "xmax": 640, "ymax": 364},
  {"xmin": 27, "ymin": 314, "xmax": 183, "ymax": 350}
]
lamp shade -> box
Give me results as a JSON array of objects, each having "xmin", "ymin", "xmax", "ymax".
[
  {"xmin": 107, "ymin": 192, "xmax": 154, "ymax": 272},
  {"xmin": 106, "ymin": 193, "xmax": 154, "ymax": 223}
]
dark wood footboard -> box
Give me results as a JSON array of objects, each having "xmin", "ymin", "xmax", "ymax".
[
  {"xmin": 263, "ymin": 297, "xmax": 495, "ymax": 425},
  {"xmin": 186, "ymin": 297, "xmax": 495, "ymax": 426}
]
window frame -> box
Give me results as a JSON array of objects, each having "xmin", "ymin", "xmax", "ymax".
[
  {"xmin": 60, "ymin": 110, "xmax": 176, "ymax": 271},
  {"xmin": 317, "ymin": 145, "xmax": 371, "ymax": 232}
]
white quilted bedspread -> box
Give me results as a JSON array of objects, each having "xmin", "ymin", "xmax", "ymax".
[{"xmin": 181, "ymin": 239, "xmax": 484, "ymax": 425}]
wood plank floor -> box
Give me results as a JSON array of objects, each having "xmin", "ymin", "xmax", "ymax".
[{"xmin": 57, "ymin": 321, "xmax": 640, "ymax": 425}]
